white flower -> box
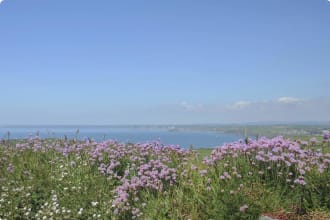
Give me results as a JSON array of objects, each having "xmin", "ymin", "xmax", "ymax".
[
  {"xmin": 78, "ymin": 208, "xmax": 83, "ymax": 215},
  {"xmin": 91, "ymin": 201, "xmax": 99, "ymax": 207}
]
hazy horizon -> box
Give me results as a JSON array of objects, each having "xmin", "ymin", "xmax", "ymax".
[{"xmin": 2, "ymin": 121, "xmax": 330, "ymax": 127}]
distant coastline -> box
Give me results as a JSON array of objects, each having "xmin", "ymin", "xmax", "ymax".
[{"xmin": 1, "ymin": 123, "xmax": 329, "ymax": 144}]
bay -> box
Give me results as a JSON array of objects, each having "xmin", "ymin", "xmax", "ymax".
[{"xmin": 0, "ymin": 126, "xmax": 241, "ymax": 148}]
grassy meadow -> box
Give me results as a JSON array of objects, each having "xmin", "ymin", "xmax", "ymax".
[{"xmin": 1, "ymin": 134, "xmax": 330, "ymax": 220}]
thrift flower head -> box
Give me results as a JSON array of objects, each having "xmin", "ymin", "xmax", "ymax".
[
  {"xmin": 199, "ymin": 169, "xmax": 207, "ymax": 177},
  {"xmin": 239, "ymin": 204, "xmax": 249, "ymax": 212},
  {"xmin": 310, "ymin": 137, "xmax": 317, "ymax": 145}
]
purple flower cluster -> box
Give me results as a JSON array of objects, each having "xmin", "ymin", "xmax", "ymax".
[
  {"xmin": 323, "ymin": 132, "xmax": 330, "ymax": 144},
  {"xmin": 310, "ymin": 137, "xmax": 317, "ymax": 145},
  {"xmin": 86, "ymin": 141, "xmax": 190, "ymax": 217},
  {"xmin": 204, "ymin": 136, "xmax": 330, "ymax": 186},
  {"xmin": 5, "ymin": 135, "xmax": 330, "ymax": 218},
  {"xmin": 112, "ymin": 159, "xmax": 178, "ymax": 217},
  {"xmin": 8, "ymin": 138, "xmax": 191, "ymax": 218}
]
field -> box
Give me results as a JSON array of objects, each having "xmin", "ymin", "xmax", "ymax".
[{"xmin": 1, "ymin": 134, "xmax": 330, "ymax": 219}]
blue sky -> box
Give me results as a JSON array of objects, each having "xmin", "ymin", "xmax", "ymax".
[{"xmin": 0, "ymin": 0, "xmax": 330, "ymax": 124}]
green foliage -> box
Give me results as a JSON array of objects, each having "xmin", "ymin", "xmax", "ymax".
[{"xmin": 1, "ymin": 137, "xmax": 330, "ymax": 219}]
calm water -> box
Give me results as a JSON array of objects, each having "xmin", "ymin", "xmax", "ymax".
[{"xmin": 0, "ymin": 126, "xmax": 241, "ymax": 148}]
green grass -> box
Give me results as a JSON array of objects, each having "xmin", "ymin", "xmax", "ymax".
[
  {"xmin": 1, "ymin": 137, "xmax": 330, "ymax": 219},
  {"xmin": 195, "ymin": 148, "xmax": 212, "ymax": 160}
]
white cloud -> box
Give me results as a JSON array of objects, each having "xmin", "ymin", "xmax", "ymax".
[
  {"xmin": 277, "ymin": 97, "xmax": 301, "ymax": 104},
  {"xmin": 172, "ymin": 97, "xmax": 330, "ymax": 123},
  {"xmin": 227, "ymin": 97, "xmax": 330, "ymax": 122},
  {"xmin": 227, "ymin": 101, "xmax": 251, "ymax": 110},
  {"xmin": 179, "ymin": 101, "xmax": 204, "ymax": 111},
  {"xmin": 0, "ymin": 0, "xmax": 4, "ymax": 4}
]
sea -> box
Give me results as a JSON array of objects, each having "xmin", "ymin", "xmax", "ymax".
[{"xmin": 0, "ymin": 126, "xmax": 241, "ymax": 149}]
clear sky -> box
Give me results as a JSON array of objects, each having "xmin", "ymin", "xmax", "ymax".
[{"xmin": 0, "ymin": 0, "xmax": 330, "ymax": 125}]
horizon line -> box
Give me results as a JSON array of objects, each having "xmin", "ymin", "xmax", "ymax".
[{"xmin": 1, "ymin": 121, "xmax": 330, "ymax": 127}]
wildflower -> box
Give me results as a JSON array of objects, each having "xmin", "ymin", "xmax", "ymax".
[
  {"xmin": 301, "ymin": 141, "xmax": 308, "ymax": 146},
  {"xmin": 199, "ymin": 169, "xmax": 207, "ymax": 177},
  {"xmin": 78, "ymin": 208, "xmax": 83, "ymax": 215},
  {"xmin": 91, "ymin": 201, "xmax": 99, "ymax": 207},
  {"xmin": 294, "ymin": 176, "xmax": 307, "ymax": 185},
  {"xmin": 7, "ymin": 164, "xmax": 14, "ymax": 173},
  {"xmin": 310, "ymin": 137, "xmax": 317, "ymax": 145},
  {"xmin": 239, "ymin": 204, "xmax": 249, "ymax": 212}
]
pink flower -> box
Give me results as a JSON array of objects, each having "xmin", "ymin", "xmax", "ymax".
[
  {"xmin": 199, "ymin": 169, "xmax": 207, "ymax": 177},
  {"xmin": 310, "ymin": 137, "xmax": 317, "ymax": 145},
  {"xmin": 7, "ymin": 164, "xmax": 14, "ymax": 173},
  {"xmin": 239, "ymin": 204, "xmax": 249, "ymax": 212}
]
